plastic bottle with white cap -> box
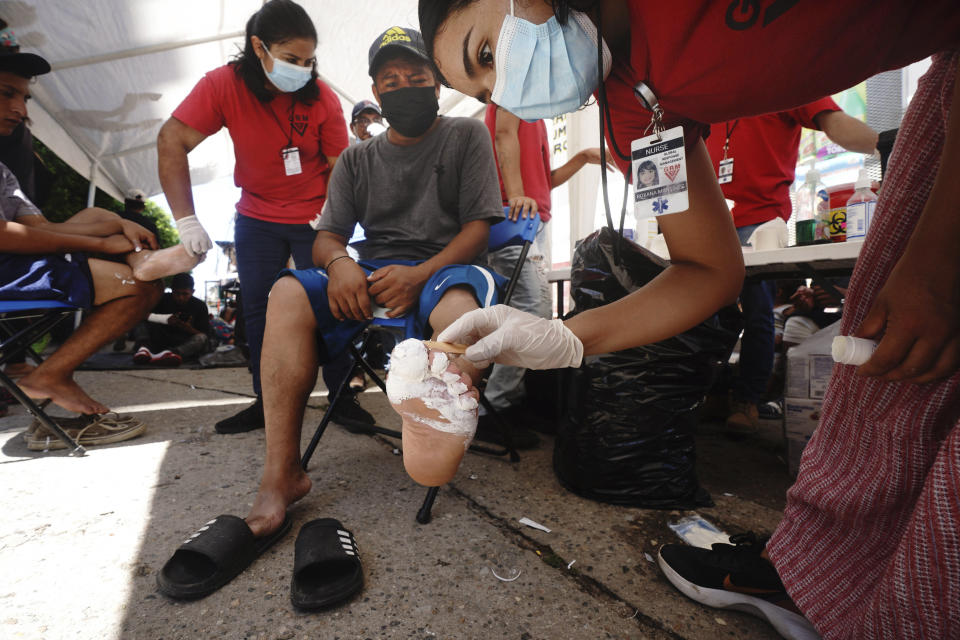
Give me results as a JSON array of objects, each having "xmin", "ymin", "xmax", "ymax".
[
  {"xmin": 831, "ymin": 336, "xmax": 878, "ymax": 366},
  {"xmin": 846, "ymin": 169, "xmax": 877, "ymax": 241}
]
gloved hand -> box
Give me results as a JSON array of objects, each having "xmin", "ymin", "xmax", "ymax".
[
  {"xmin": 175, "ymin": 215, "xmax": 212, "ymax": 257},
  {"xmin": 437, "ymin": 305, "xmax": 583, "ymax": 370}
]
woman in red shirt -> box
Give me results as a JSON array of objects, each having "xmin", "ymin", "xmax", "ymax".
[
  {"xmin": 422, "ymin": 1, "xmax": 960, "ymax": 638},
  {"xmin": 157, "ymin": 0, "xmax": 360, "ymax": 434}
]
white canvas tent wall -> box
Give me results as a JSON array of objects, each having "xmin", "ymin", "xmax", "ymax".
[
  {"xmin": 3, "ymin": 0, "xmax": 487, "ymax": 203},
  {"xmin": 6, "ymin": 1, "xmax": 920, "ymax": 275}
]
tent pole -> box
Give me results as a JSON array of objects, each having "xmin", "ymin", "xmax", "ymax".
[{"xmin": 86, "ymin": 161, "xmax": 98, "ymax": 208}]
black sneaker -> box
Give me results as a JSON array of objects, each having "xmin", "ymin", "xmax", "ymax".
[
  {"xmin": 215, "ymin": 397, "xmax": 264, "ymax": 434},
  {"xmin": 331, "ymin": 393, "xmax": 376, "ymax": 433},
  {"xmin": 474, "ymin": 410, "xmax": 540, "ymax": 450},
  {"xmin": 657, "ymin": 533, "xmax": 818, "ymax": 640}
]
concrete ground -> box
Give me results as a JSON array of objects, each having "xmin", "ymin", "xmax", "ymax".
[{"xmin": 1, "ymin": 364, "xmax": 792, "ymax": 640}]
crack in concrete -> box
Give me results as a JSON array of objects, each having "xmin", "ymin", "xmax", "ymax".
[{"xmin": 443, "ymin": 483, "xmax": 689, "ymax": 640}]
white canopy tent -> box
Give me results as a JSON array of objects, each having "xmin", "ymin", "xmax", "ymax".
[
  {"xmin": 5, "ymin": 0, "xmax": 495, "ymax": 201},
  {"xmin": 5, "ymin": 1, "xmax": 919, "ymax": 279}
]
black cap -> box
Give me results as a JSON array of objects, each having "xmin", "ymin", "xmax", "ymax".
[
  {"xmin": 0, "ymin": 26, "xmax": 49, "ymax": 78},
  {"xmin": 351, "ymin": 99, "xmax": 381, "ymax": 122},
  {"xmin": 368, "ymin": 27, "xmax": 430, "ymax": 78}
]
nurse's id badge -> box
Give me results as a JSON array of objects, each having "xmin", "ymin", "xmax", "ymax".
[
  {"xmin": 281, "ymin": 146, "xmax": 302, "ymax": 176},
  {"xmin": 717, "ymin": 158, "xmax": 734, "ymax": 184},
  {"xmin": 632, "ymin": 126, "xmax": 688, "ymax": 218}
]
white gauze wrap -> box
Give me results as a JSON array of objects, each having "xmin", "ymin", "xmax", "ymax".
[{"xmin": 386, "ymin": 339, "xmax": 478, "ymax": 438}]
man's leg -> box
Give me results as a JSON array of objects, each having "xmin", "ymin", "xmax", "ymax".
[
  {"xmin": 173, "ymin": 333, "xmax": 210, "ymax": 360},
  {"xmin": 483, "ymin": 245, "xmax": 548, "ymax": 411},
  {"xmin": 215, "ymin": 216, "xmax": 292, "ymax": 433},
  {"xmin": 286, "ymin": 226, "xmax": 365, "ymax": 420},
  {"xmin": 394, "ymin": 285, "xmax": 486, "ymax": 486},
  {"xmin": 19, "ymin": 259, "xmax": 161, "ymax": 414},
  {"xmin": 728, "ymin": 278, "xmax": 775, "ymax": 432},
  {"xmin": 426, "ymin": 285, "xmax": 483, "ymax": 383},
  {"xmin": 245, "ymin": 276, "xmax": 319, "ymax": 537},
  {"xmin": 724, "ymin": 223, "xmax": 776, "ymax": 433}
]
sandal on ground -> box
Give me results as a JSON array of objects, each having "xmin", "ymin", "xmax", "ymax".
[
  {"xmin": 23, "ymin": 412, "xmax": 139, "ymax": 441},
  {"xmin": 157, "ymin": 514, "xmax": 292, "ymax": 600},
  {"xmin": 25, "ymin": 413, "xmax": 146, "ymax": 451},
  {"xmin": 290, "ymin": 518, "xmax": 363, "ymax": 610}
]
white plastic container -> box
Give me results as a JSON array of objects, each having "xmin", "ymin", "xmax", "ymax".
[
  {"xmin": 846, "ymin": 169, "xmax": 878, "ymax": 241},
  {"xmin": 831, "ymin": 336, "xmax": 878, "ymax": 366}
]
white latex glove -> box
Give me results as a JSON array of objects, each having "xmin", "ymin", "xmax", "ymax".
[
  {"xmin": 175, "ymin": 215, "xmax": 212, "ymax": 257},
  {"xmin": 437, "ymin": 305, "xmax": 583, "ymax": 370}
]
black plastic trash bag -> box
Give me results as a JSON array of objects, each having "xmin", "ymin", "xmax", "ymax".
[{"xmin": 553, "ymin": 228, "xmax": 740, "ymax": 509}]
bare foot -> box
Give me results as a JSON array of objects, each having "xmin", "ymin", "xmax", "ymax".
[
  {"xmin": 387, "ymin": 340, "xmax": 479, "ymax": 486},
  {"xmin": 130, "ymin": 245, "xmax": 202, "ymax": 282},
  {"xmin": 246, "ymin": 465, "xmax": 312, "ymax": 537},
  {"xmin": 3, "ymin": 362, "xmax": 36, "ymax": 379},
  {"xmin": 18, "ymin": 371, "xmax": 108, "ymax": 414}
]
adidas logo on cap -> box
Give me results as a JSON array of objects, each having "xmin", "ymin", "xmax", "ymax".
[{"xmin": 380, "ymin": 27, "xmax": 412, "ymax": 47}]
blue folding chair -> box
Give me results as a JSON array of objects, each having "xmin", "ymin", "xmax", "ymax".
[
  {"xmin": 0, "ymin": 300, "xmax": 86, "ymax": 455},
  {"xmin": 300, "ymin": 211, "xmax": 541, "ymax": 523}
]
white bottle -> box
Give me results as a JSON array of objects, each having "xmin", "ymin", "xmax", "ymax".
[
  {"xmin": 832, "ymin": 336, "xmax": 877, "ymax": 366},
  {"xmin": 845, "ymin": 169, "xmax": 877, "ymax": 241}
]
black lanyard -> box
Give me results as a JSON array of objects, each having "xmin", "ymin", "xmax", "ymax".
[
  {"xmin": 723, "ymin": 120, "xmax": 740, "ymax": 159},
  {"xmin": 265, "ymin": 98, "xmax": 295, "ymax": 152}
]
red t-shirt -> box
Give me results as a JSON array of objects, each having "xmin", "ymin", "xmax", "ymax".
[
  {"xmin": 173, "ymin": 65, "xmax": 349, "ymax": 224},
  {"xmin": 603, "ymin": 0, "xmax": 959, "ymax": 177},
  {"xmin": 704, "ymin": 97, "xmax": 840, "ymax": 228},
  {"xmin": 483, "ymin": 103, "xmax": 553, "ymax": 222}
]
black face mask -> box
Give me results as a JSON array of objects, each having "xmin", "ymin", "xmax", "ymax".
[{"xmin": 378, "ymin": 86, "xmax": 439, "ymax": 138}]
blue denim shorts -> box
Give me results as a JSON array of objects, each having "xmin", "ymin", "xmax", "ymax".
[{"xmin": 279, "ymin": 260, "xmax": 504, "ymax": 362}]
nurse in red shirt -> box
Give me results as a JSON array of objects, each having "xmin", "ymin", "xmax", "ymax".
[
  {"xmin": 422, "ymin": 1, "xmax": 960, "ymax": 638},
  {"xmin": 705, "ymin": 99, "xmax": 877, "ymax": 435},
  {"xmin": 157, "ymin": 0, "xmax": 357, "ymax": 434}
]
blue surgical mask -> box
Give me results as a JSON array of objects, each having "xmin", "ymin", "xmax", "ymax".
[
  {"xmin": 490, "ymin": 0, "xmax": 611, "ymax": 121},
  {"xmin": 260, "ymin": 46, "xmax": 313, "ymax": 93}
]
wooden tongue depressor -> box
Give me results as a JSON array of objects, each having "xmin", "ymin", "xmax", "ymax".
[{"xmin": 422, "ymin": 340, "xmax": 468, "ymax": 354}]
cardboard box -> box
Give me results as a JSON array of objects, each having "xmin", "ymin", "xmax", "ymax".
[
  {"xmin": 784, "ymin": 397, "xmax": 824, "ymax": 477},
  {"xmin": 785, "ymin": 321, "xmax": 840, "ymax": 399}
]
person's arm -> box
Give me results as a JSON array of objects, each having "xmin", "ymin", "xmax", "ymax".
[
  {"xmin": 367, "ymin": 219, "xmax": 491, "ymax": 318},
  {"xmin": 550, "ymin": 147, "xmax": 617, "ymax": 188},
  {"xmin": 16, "ymin": 207, "xmax": 155, "ymax": 250},
  {"xmin": 318, "ymin": 81, "xmax": 349, "ymax": 176},
  {"xmin": 157, "ymin": 117, "xmax": 213, "ymax": 256},
  {"xmin": 157, "ymin": 117, "xmax": 207, "ymax": 222},
  {"xmin": 855, "ymin": 60, "xmax": 960, "ymax": 383},
  {"xmin": 0, "ymin": 219, "xmax": 132, "ymax": 254},
  {"xmin": 814, "ymin": 110, "xmax": 878, "ymax": 155},
  {"xmin": 314, "ymin": 229, "xmax": 373, "ymax": 322},
  {"xmin": 16, "ymin": 208, "xmax": 123, "ymax": 237},
  {"xmin": 565, "ymin": 140, "xmax": 744, "ymax": 354},
  {"xmin": 493, "ymin": 107, "xmax": 537, "ymax": 220},
  {"xmin": 439, "ymin": 139, "xmax": 744, "ymax": 366}
]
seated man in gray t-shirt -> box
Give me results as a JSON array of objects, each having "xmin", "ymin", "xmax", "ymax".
[{"xmin": 243, "ymin": 28, "xmax": 504, "ymax": 543}]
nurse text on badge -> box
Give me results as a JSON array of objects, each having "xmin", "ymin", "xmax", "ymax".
[{"xmin": 632, "ymin": 126, "xmax": 689, "ymax": 218}]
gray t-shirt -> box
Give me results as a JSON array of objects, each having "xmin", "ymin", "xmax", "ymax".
[
  {"xmin": 0, "ymin": 161, "xmax": 41, "ymax": 222},
  {"xmin": 318, "ymin": 117, "xmax": 504, "ymax": 261}
]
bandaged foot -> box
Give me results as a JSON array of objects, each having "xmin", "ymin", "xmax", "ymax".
[
  {"xmin": 130, "ymin": 244, "xmax": 203, "ymax": 282},
  {"xmin": 387, "ymin": 339, "xmax": 478, "ymax": 487}
]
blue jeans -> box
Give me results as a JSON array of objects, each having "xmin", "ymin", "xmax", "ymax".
[
  {"xmin": 734, "ymin": 223, "xmax": 775, "ymax": 404},
  {"xmin": 483, "ymin": 242, "xmax": 551, "ymax": 411},
  {"xmin": 234, "ymin": 214, "xmax": 352, "ymax": 396}
]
